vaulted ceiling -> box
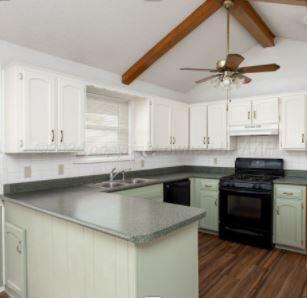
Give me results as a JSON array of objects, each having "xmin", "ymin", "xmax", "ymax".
[{"xmin": 0, "ymin": 0, "xmax": 306, "ymax": 93}]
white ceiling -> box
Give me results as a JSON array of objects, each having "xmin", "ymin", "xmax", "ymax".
[{"xmin": 0, "ymin": 0, "xmax": 306, "ymax": 93}]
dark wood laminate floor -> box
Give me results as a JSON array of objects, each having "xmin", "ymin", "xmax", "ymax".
[{"xmin": 199, "ymin": 232, "xmax": 307, "ymax": 298}]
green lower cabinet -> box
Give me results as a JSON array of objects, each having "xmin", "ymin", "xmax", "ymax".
[
  {"xmin": 191, "ymin": 178, "xmax": 219, "ymax": 232},
  {"xmin": 274, "ymin": 185, "xmax": 306, "ymax": 251},
  {"xmin": 199, "ymin": 191, "xmax": 218, "ymax": 231}
]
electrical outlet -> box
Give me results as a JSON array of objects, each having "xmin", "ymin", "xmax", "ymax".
[
  {"xmin": 24, "ymin": 166, "xmax": 32, "ymax": 178},
  {"xmin": 213, "ymin": 158, "xmax": 218, "ymax": 165},
  {"xmin": 141, "ymin": 159, "xmax": 145, "ymax": 168},
  {"xmin": 58, "ymin": 164, "xmax": 64, "ymax": 175}
]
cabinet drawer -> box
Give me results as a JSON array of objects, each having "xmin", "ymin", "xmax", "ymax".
[
  {"xmin": 275, "ymin": 185, "xmax": 305, "ymax": 200},
  {"xmin": 199, "ymin": 179, "xmax": 219, "ymax": 192}
]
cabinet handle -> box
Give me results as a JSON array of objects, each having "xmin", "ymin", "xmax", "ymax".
[
  {"xmin": 205, "ymin": 184, "xmax": 212, "ymax": 188},
  {"xmin": 282, "ymin": 192, "xmax": 293, "ymax": 196},
  {"xmin": 214, "ymin": 199, "xmax": 217, "ymax": 206},
  {"xmin": 173, "ymin": 137, "xmax": 176, "ymax": 145},
  {"xmin": 60, "ymin": 130, "xmax": 64, "ymax": 142},
  {"xmin": 203, "ymin": 137, "xmax": 206, "ymax": 145},
  {"xmin": 51, "ymin": 130, "xmax": 55, "ymax": 142},
  {"xmin": 302, "ymin": 203, "xmax": 304, "ymax": 210},
  {"xmin": 16, "ymin": 241, "xmax": 22, "ymax": 254},
  {"xmin": 253, "ymin": 111, "xmax": 256, "ymax": 120},
  {"xmin": 302, "ymin": 133, "xmax": 305, "ymax": 144},
  {"xmin": 276, "ymin": 206, "xmax": 280, "ymax": 215},
  {"xmin": 207, "ymin": 137, "xmax": 210, "ymax": 145},
  {"xmin": 248, "ymin": 111, "xmax": 251, "ymax": 120},
  {"xmin": 170, "ymin": 136, "xmax": 172, "ymax": 145}
]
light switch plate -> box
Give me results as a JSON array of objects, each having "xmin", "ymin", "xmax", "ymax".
[
  {"xmin": 24, "ymin": 166, "xmax": 31, "ymax": 178},
  {"xmin": 58, "ymin": 164, "xmax": 64, "ymax": 175}
]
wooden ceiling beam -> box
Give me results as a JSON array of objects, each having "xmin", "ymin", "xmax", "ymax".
[
  {"xmin": 230, "ymin": 0, "xmax": 275, "ymax": 47},
  {"xmin": 122, "ymin": 0, "xmax": 223, "ymax": 85}
]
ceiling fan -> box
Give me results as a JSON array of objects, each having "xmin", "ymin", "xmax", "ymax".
[{"xmin": 180, "ymin": 0, "xmax": 280, "ymax": 88}]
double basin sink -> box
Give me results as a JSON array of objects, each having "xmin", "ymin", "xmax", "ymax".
[{"xmin": 91, "ymin": 178, "xmax": 156, "ymax": 191}]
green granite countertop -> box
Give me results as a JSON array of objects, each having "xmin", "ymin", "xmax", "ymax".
[
  {"xmin": 3, "ymin": 186, "xmax": 205, "ymax": 244},
  {"xmin": 274, "ymin": 177, "xmax": 307, "ymax": 186}
]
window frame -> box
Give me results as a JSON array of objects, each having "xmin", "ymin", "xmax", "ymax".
[{"xmin": 77, "ymin": 89, "xmax": 134, "ymax": 163}]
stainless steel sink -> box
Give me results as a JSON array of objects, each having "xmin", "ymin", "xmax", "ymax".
[
  {"xmin": 90, "ymin": 178, "xmax": 155, "ymax": 190},
  {"xmin": 123, "ymin": 178, "xmax": 154, "ymax": 185}
]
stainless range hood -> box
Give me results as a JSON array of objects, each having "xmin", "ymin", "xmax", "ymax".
[{"xmin": 229, "ymin": 123, "xmax": 279, "ymax": 136}]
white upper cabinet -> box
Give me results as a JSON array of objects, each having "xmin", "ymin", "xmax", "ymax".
[
  {"xmin": 228, "ymin": 100, "xmax": 251, "ymax": 126},
  {"xmin": 190, "ymin": 101, "xmax": 234, "ymax": 150},
  {"xmin": 228, "ymin": 97, "xmax": 279, "ymax": 127},
  {"xmin": 22, "ymin": 67, "xmax": 56, "ymax": 152},
  {"xmin": 132, "ymin": 97, "xmax": 188, "ymax": 151},
  {"xmin": 150, "ymin": 97, "xmax": 172, "ymax": 150},
  {"xmin": 280, "ymin": 94, "xmax": 307, "ymax": 150},
  {"xmin": 4, "ymin": 64, "xmax": 86, "ymax": 153},
  {"xmin": 172, "ymin": 101, "xmax": 189, "ymax": 150},
  {"xmin": 207, "ymin": 102, "xmax": 228, "ymax": 150},
  {"xmin": 190, "ymin": 104, "xmax": 207, "ymax": 150},
  {"xmin": 57, "ymin": 77, "xmax": 85, "ymax": 152},
  {"xmin": 253, "ymin": 97, "xmax": 279, "ymax": 125}
]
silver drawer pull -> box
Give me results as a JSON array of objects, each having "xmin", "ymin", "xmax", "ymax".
[
  {"xmin": 204, "ymin": 185, "xmax": 212, "ymax": 188},
  {"xmin": 283, "ymin": 192, "xmax": 294, "ymax": 196},
  {"xmin": 276, "ymin": 206, "xmax": 280, "ymax": 215}
]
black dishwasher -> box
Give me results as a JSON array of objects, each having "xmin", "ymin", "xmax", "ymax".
[{"xmin": 164, "ymin": 179, "xmax": 191, "ymax": 206}]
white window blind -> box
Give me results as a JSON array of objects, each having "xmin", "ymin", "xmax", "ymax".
[{"xmin": 85, "ymin": 93, "xmax": 129, "ymax": 156}]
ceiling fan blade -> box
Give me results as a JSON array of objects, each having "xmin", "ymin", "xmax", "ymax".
[
  {"xmin": 239, "ymin": 75, "xmax": 252, "ymax": 84},
  {"xmin": 225, "ymin": 54, "xmax": 245, "ymax": 70},
  {"xmin": 250, "ymin": 0, "xmax": 307, "ymax": 7},
  {"xmin": 238, "ymin": 64, "xmax": 280, "ymax": 74},
  {"xmin": 196, "ymin": 75, "xmax": 220, "ymax": 84},
  {"xmin": 180, "ymin": 67, "xmax": 218, "ymax": 72}
]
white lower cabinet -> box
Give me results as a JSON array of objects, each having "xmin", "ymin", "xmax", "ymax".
[
  {"xmin": 274, "ymin": 185, "xmax": 306, "ymax": 251},
  {"xmin": 191, "ymin": 178, "xmax": 219, "ymax": 232},
  {"xmin": 5, "ymin": 222, "xmax": 27, "ymax": 298}
]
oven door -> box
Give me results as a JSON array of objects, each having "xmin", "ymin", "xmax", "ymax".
[{"xmin": 219, "ymin": 188, "xmax": 272, "ymax": 231}]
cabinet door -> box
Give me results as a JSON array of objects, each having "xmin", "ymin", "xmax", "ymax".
[
  {"xmin": 228, "ymin": 100, "xmax": 251, "ymax": 126},
  {"xmin": 280, "ymin": 95, "xmax": 306, "ymax": 150},
  {"xmin": 207, "ymin": 102, "xmax": 227, "ymax": 149},
  {"xmin": 275, "ymin": 198, "xmax": 304, "ymax": 249},
  {"xmin": 172, "ymin": 101, "xmax": 189, "ymax": 150},
  {"xmin": 22, "ymin": 67, "xmax": 56, "ymax": 151},
  {"xmin": 252, "ymin": 97, "xmax": 279, "ymax": 125},
  {"xmin": 190, "ymin": 105, "xmax": 207, "ymax": 149},
  {"xmin": 151, "ymin": 97, "xmax": 172, "ymax": 150},
  {"xmin": 199, "ymin": 191, "xmax": 218, "ymax": 232},
  {"xmin": 5, "ymin": 223, "xmax": 27, "ymax": 298},
  {"xmin": 57, "ymin": 77, "xmax": 85, "ymax": 151}
]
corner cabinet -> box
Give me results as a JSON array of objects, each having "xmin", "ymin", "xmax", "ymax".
[
  {"xmin": 274, "ymin": 184, "xmax": 306, "ymax": 251},
  {"xmin": 190, "ymin": 101, "xmax": 234, "ymax": 150},
  {"xmin": 4, "ymin": 64, "xmax": 85, "ymax": 153},
  {"xmin": 132, "ymin": 97, "xmax": 189, "ymax": 151},
  {"xmin": 280, "ymin": 94, "xmax": 307, "ymax": 150}
]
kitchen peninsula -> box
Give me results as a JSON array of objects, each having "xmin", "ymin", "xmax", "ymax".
[{"xmin": 3, "ymin": 186, "xmax": 205, "ymax": 298}]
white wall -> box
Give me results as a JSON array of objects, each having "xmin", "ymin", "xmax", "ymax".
[
  {"xmin": 185, "ymin": 136, "xmax": 307, "ymax": 171},
  {"xmin": 187, "ymin": 38, "xmax": 307, "ymax": 102}
]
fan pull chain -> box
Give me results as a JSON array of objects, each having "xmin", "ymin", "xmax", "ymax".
[{"xmin": 227, "ymin": 8, "xmax": 230, "ymax": 56}]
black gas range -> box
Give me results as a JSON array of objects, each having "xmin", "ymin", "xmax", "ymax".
[{"xmin": 219, "ymin": 158, "xmax": 284, "ymax": 249}]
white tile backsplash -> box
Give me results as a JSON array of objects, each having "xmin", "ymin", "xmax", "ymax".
[{"xmin": 2, "ymin": 136, "xmax": 307, "ymax": 185}]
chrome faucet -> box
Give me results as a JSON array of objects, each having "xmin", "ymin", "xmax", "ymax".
[{"xmin": 109, "ymin": 168, "xmax": 121, "ymax": 181}]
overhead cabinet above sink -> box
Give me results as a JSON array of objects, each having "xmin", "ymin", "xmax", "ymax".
[{"xmin": 228, "ymin": 97, "xmax": 279, "ymax": 136}]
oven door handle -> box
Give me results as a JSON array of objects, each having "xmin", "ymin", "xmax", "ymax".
[{"xmin": 219, "ymin": 188, "xmax": 272, "ymax": 196}]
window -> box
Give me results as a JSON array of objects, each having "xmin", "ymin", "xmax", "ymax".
[{"xmin": 84, "ymin": 88, "xmax": 130, "ymax": 157}]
